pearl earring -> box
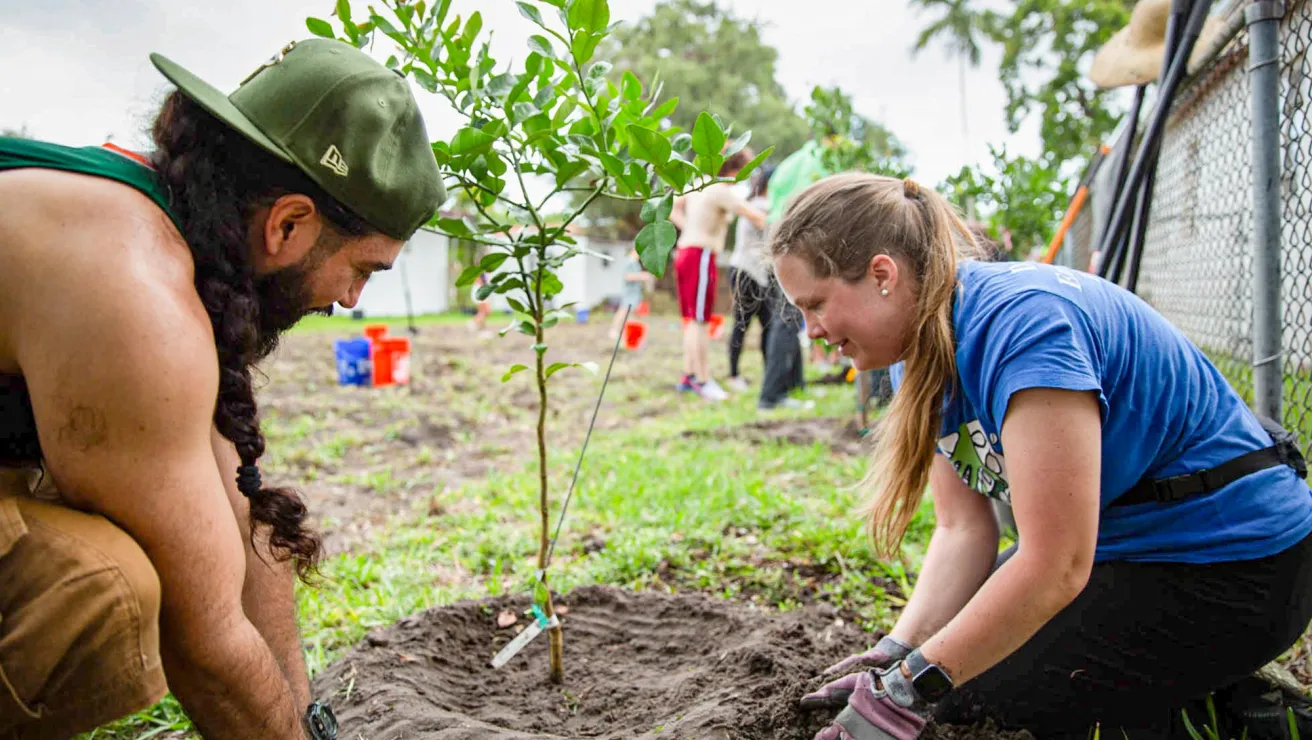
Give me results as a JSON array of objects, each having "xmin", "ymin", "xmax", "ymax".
[{"xmin": 880, "ymin": 288, "xmax": 889, "ymax": 296}]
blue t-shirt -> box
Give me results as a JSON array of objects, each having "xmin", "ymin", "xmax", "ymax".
[{"xmin": 890, "ymin": 260, "xmax": 1312, "ymax": 563}]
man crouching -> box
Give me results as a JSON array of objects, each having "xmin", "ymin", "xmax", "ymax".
[{"xmin": 0, "ymin": 38, "xmax": 444, "ymax": 738}]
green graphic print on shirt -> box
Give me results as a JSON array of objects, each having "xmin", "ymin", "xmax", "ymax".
[{"xmin": 939, "ymin": 420, "xmax": 1011, "ymax": 503}]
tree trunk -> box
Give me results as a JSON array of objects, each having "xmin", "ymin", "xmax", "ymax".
[{"xmin": 535, "ymin": 295, "xmax": 564, "ymax": 684}]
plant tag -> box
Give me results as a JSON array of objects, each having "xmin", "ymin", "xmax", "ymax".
[{"xmin": 490, "ymin": 613, "xmax": 560, "ymax": 669}]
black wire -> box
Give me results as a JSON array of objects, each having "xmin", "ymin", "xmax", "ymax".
[{"xmin": 545, "ymin": 302, "xmax": 631, "ymax": 567}]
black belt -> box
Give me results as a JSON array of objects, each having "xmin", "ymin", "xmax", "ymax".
[{"xmin": 1112, "ymin": 417, "xmax": 1308, "ymax": 508}]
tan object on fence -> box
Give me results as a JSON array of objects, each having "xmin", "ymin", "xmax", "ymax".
[{"xmin": 1089, "ymin": 0, "xmax": 1229, "ymax": 89}]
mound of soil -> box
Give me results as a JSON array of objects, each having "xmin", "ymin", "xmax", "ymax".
[{"xmin": 312, "ymin": 586, "xmax": 1027, "ymax": 739}]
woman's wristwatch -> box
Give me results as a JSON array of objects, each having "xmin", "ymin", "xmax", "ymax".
[
  {"xmin": 899, "ymin": 648, "xmax": 955, "ymax": 703},
  {"xmin": 303, "ymin": 701, "xmax": 338, "ymax": 739}
]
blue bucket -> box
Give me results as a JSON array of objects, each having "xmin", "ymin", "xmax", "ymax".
[
  {"xmin": 576, "ymin": 308, "xmax": 590, "ymax": 323},
  {"xmin": 334, "ymin": 338, "xmax": 373, "ymax": 386}
]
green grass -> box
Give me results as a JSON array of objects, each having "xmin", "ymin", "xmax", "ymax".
[
  {"xmin": 89, "ymin": 375, "xmax": 929, "ymax": 739},
  {"xmin": 288, "ymin": 310, "xmax": 473, "ymax": 334}
]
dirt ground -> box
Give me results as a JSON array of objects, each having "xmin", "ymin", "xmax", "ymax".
[
  {"xmin": 258, "ymin": 314, "xmax": 861, "ymax": 554},
  {"xmin": 312, "ymin": 585, "xmax": 1032, "ymax": 740}
]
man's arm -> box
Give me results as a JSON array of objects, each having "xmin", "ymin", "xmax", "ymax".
[
  {"xmin": 213, "ymin": 430, "xmax": 311, "ymax": 707},
  {"xmin": 888, "ymin": 455, "xmax": 1000, "ymax": 648},
  {"xmin": 18, "ymin": 223, "xmax": 306, "ymax": 737},
  {"xmin": 670, "ymin": 195, "xmax": 687, "ymax": 231}
]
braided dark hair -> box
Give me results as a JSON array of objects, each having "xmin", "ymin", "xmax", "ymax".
[{"xmin": 150, "ymin": 90, "xmax": 377, "ymax": 579}]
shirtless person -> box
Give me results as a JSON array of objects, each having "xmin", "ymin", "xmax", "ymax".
[
  {"xmin": 0, "ymin": 38, "xmax": 443, "ymax": 738},
  {"xmin": 669, "ymin": 148, "xmax": 767, "ymax": 401}
]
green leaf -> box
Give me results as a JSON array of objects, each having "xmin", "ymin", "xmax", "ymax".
[
  {"xmin": 516, "ymin": 320, "xmax": 537, "ymax": 336},
  {"xmin": 570, "ymin": 31, "xmax": 602, "ymax": 64},
  {"xmin": 532, "ymin": 343, "xmax": 548, "ymax": 355},
  {"xmin": 724, "ymin": 130, "xmax": 752, "ymax": 158},
  {"xmin": 436, "ymin": 217, "xmax": 473, "ymax": 239},
  {"xmin": 626, "ymin": 124, "xmax": 671, "ymax": 166},
  {"xmin": 657, "ymin": 159, "xmax": 690, "ymax": 190},
  {"xmin": 306, "ymin": 17, "xmax": 335, "ymax": 38},
  {"xmin": 620, "ymin": 70, "xmax": 641, "ymax": 100},
  {"xmin": 598, "ymin": 152, "xmax": 625, "ymax": 177},
  {"xmin": 670, "ymin": 132, "xmax": 693, "ymax": 153},
  {"xmin": 555, "ymin": 160, "xmax": 589, "ymax": 187},
  {"xmin": 335, "ymin": 0, "xmax": 352, "ymax": 24},
  {"xmin": 479, "ymin": 252, "xmax": 509, "ymax": 272},
  {"xmin": 533, "ymin": 579, "xmax": 551, "ymax": 606},
  {"xmin": 541, "ymin": 271, "xmax": 565, "ymax": 297},
  {"xmin": 516, "ymin": 1, "xmax": 544, "ymax": 26},
  {"xmin": 635, "ymin": 221, "xmax": 677, "ymax": 276},
  {"xmin": 476, "ymin": 283, "xmax": 496, "ymax": 301},
  {"xmin": 640, "ymin": 193, "xmax": 673, "ymax": 224},
  {"xmin": 451, "ymin": 127, "xmax": 496, "ymax": 155},
  {"xmin": 650, "ymin": 96, "xmax": 679, "ymax": 121},
  {"xmin": 528, "ymin": 35, "xmax": 555, "ymax": 58},
  {"xmin": 507, "ymin": 297, "xmax": 529, "ymax": 314},
  {"xmin": 464, "ymin": 11, "xmax": 483, "ymax": 41},
  {"xmin": 370, "ymin": 13, "xmax": 399, "ymax": 36},
  {"xmin": 691, "ymin": 112, "xmax": 725, "ymax": 158},
  {"xmin": 734, "ymin": 146, "xmax": 773, "ymax": 182},
  {"xmin": 501, "ymin": 364, "xmax": 529, "ymax": 383},
  {"xmin": 587, "ymin": 61, "xmax": 612, "ymax": 80},
  {"xmin": 469, "ymin": 154, "xmax": 489, "ymax": 182},
  {"xmin": 545, "ymin": 362, "xmax": 573, "ymax": 378},
  {"xmin": 455, "ymin": 263, "xmax": 483, "ymax": 287},
  {"xmin": 567, "ymin": 0, "xmax": 609, "ymax": 33}
]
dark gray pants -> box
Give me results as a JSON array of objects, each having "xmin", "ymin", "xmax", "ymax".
[{"xmin": 759, "ymin": 278, "xmax": 804, "ymax": 407}]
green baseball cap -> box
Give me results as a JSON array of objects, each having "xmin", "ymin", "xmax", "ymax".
[{"xmin": 149, "ymin": 38, "xmax": 445, "ymax": 240}]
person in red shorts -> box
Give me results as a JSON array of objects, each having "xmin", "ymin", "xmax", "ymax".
[{"xmin": 669, "ymin": 147, "xmax": 767, "ymax": 400}]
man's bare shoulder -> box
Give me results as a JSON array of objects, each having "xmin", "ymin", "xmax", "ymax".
[
  {"xmin": 0, "ymin": 167, "xmax": 195, "ymax": 298},
  {"xmin": 0, "ymin": 169, "xmax": 220, "ymax": 424}
]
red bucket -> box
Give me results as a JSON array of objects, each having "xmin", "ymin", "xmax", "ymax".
[{"xmin": 372, "ymin": 337, "xmax": 411, "ymax": 386}]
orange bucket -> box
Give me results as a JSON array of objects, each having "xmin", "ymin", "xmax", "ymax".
[
  {"xmin": 363, "ymin": 324, "xmax": 389, "ymax": 343},
  {"xmin": 623, "ymin": 320, "xmax": 647, "ymax": 351}
]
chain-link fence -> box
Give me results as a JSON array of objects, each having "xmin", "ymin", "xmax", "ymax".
[{"xmin": 1059, "ymin": 0, "xmax": 1312, "ymax": 459}]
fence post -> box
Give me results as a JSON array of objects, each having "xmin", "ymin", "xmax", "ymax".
[{"xmin": 1247, "ymin": 0, "xmax": 1285, "ymax": 420}]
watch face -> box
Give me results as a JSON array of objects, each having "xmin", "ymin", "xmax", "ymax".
[
  {"xmin": 912, "ymin": 665, "xmax": 954, "ymax": 702},
  {"xmin": 307, "ymin": 703, "xmax": 338, "ymax": 739}
]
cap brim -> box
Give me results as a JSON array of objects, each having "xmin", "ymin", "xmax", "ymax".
[{"xmin": 149, "ymin": 52, "xmax": 295, "ymax": 165}]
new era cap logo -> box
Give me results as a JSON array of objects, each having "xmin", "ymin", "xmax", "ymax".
[{"xmin": 320, "ymin": 145, "xmax": 349, "ymax": 177}]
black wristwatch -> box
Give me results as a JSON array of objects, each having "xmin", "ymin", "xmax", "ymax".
[
  {"xmin": 903, "ymin": 648, "xmax": 954, "ymax": 702},
  {"xmin": 303, "ymin": 701, "xmax": 338, "ymax": 740}
]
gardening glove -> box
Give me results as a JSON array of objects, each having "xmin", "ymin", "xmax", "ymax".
[
  {"xmin": 810, "ymin": 665, "xmax": 925, "ymax": 740},
  {"xmin": 801, "ymin": 636, "xmax": 911, "ymax": 709}
]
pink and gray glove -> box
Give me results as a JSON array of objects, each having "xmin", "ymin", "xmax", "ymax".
[
  {"xmin": 809, "ymin": 667, "xmax": 926, "ymax": 740},
  {"xmin": 801, "ymin": 636, "xmax": 912, "ymax": 708}
]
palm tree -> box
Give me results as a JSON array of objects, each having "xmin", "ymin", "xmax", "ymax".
[{"xmin": 909, "ymin": 0, "xmax": 986, "ymax": 172}]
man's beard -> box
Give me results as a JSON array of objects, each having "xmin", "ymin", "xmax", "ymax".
[{"xmin": 250, "ymin": 237, "xmax": 336, "ymax": 360}]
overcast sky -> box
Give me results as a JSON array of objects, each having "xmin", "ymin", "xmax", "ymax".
[{"xmin": 0, "ymin": 0, "xmax": 1047, "ymax": 188}]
